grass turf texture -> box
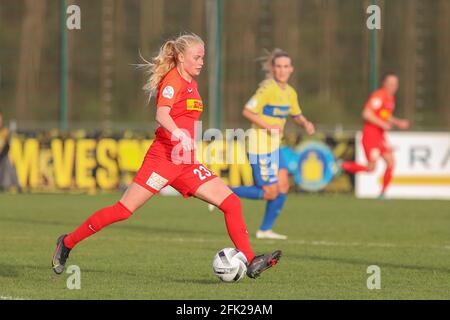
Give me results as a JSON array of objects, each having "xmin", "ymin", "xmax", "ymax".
[{"xmin": 0, "ymin": 193, "xmax": 449, "ymax": 300}]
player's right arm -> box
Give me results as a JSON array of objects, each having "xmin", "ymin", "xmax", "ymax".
[
  {"xmin": 155, "ymin": 107, "xmax": 192, "ymax": 151},
  {"xmin": 155, "ymin": 81, "xmax": 193, "ymax": 151},
  {"xmin": 242, "ymin": 86, "xmax": 282, "ymax": 131},
  {"xmin": 242, "ymin": 109, "xmax": 281, "ymax": 131},
  {"xmin": 362, "ymin": 108, "xmax": 391, "ymax": 130},
  {"xmin": 362, "ymin": 93, "xmax": 392, "ymax": 130}
]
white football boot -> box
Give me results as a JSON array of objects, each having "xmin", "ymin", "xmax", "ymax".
[{"xmin": 256, "ymin": 230, "xmax": 288, "ymax": 240}]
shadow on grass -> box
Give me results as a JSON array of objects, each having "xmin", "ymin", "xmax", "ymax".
[
  {"xmin": 116, "ymin": 224, "xmax": 221, "ymax": 237},
  {"xmin": 0, "ymin": 262, "xmax": 120, "ymax": 279},
  {"xmin": 0, "ymin": 216, "xmax": 221, "ymax": 236},
  {"xmin": 171, "ymin": 278, "xmax": 220, "ymax": 285},
  {"xmin": 290, "ymin": 254, "xmax": 450, "ymax": 274},
  {"xmin": 0, "ymin": 264, "xmax": 19, "ymax": 278}
]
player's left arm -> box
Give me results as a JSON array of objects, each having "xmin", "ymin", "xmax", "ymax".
[
  {"xmin": 293, "ymin": 115, "xmax": 315, "ymax": 135},
  {"xmin": 290, "ymin": 89, "xmax": 315, "ymax": 135},
  {"xmin": 388, "ymin": 116, "xmax": 410, "ymax": 130}
]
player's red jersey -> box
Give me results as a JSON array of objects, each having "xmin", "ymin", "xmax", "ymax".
[
  {"xmin": 363, "ymin": 88, "xmax": 395, "ymax": 135},
  {"xmin": 362, "ymin": 88, "xmax": 395, "ymax": 161},
  {"xmin": 133, "ymin": 67, "xmax": 216, "ymax": 197},
  {"xmin": 152, "ymin": 67, "xmax": 204, "ymax": 162}
]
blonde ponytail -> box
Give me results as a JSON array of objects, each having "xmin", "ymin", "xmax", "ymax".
[{"xmin": 139, "ymin": 33, "xmax": 204, "ymax": 99}]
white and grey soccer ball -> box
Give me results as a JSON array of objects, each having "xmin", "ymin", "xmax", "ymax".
[{"xmin": 212, "ymin": 248, "xmax": 248, "ymax": 282}]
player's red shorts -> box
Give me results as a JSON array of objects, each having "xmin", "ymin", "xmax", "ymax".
[
  {"xmin": 133, "ymin": 142, "xmax": 217, "ymax": 198},
  {"xmin": 361, "ymin": 127, "xmax": 392, "ymax": 162}
]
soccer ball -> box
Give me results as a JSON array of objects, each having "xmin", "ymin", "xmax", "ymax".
[{"xmin": 212, "ymin": 248, "xmax": 248, "ymax": 282}]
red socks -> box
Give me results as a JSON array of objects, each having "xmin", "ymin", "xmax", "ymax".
[
  {"xmin": 342, "ymin": 161, "xmax": 370, "ymax": 174},
  {"xmin": 64, "ymin": 202, "xmax": 132, "ymax": 249},
  {"xmin": 63, "ymin": 195, "xmax": 256, "ymax": 264},
  {"xmin": 343, "ymin": 161, "xmax": 394, "ymax": 194},
  {"xmin": 219, "ymin": 193, "xmax": 255, "ymax": 263},
  {"xmin": 382, "ymin": 166, "xmax": 393, "ymax": 194}
]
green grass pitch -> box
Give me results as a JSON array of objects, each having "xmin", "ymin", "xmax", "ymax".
[{"xmin": 0, "ymin": 193, "xmax": 449, "ymax": 299}]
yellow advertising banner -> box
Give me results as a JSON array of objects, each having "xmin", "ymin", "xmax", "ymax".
[
  {"xmin": 8, "ymin": 137, "xmax": 256, "ymax": 192},
  {"xmin": 6, "ymin": 133, "xmax": 355, "ymax": 193}
]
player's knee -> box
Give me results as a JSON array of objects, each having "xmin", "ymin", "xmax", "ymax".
[
  {"xmin": 266, "ymin": 193, "xmax": 278, "ymax": 201},
  {"xmin": 264, "ymin": 186, "xmax": 279, "ymax": 200},
  {"xmin": 279, "ymin": 184, "xmax": 289, "ymax": 194},
  {"xmin": 386, "ymin": 159, "xmax": 395, "ymax": 169},
  {"xmin": 278, "ymin": 181, "xmax": 290, "ymax": 193}
]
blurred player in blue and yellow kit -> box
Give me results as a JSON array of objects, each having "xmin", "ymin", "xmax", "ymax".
[{"xmin": 233, "ymin": 49, "xmax": 315, "ymax": 240}]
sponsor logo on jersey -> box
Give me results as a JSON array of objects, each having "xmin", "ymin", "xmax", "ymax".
[
  {"xmin": 262, "ymin": 105, "xmax": 290, "ymax": 118},
  {"xmin": 186, "ymin": 99, "xmax": 203, "ymax": 111},
  {"xmin": 146, "ymin": 172, "xmax": 169, "ymax": 191},
  {"xmin": 379, "ymin": 109, "xmax": 392, "ymax": 120},
  {"xmin": 272, "ymin": 108, "xmax": 289, "ymax": 117},
  {"xmin": 162, "ymin": 86, "xmax": 175, "ymax": 99}
]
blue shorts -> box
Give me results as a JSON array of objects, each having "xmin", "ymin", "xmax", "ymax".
[{"xmin": 248, "ymin": 148, "xmax": 287, "ymax": 187}]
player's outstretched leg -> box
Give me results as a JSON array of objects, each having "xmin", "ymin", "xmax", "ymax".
[
  {"xmin": 51, "ymin": 201, "xmax": 132, "ymax": 274},
  {"xmin": 52, "ymin": 183, "xmax": 153, "ymax": 274},
  {"xmin": 340, "ymin": 161, "xmax": 370, "ymax": 174}
]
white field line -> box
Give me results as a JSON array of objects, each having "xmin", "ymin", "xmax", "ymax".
[
  {"xmin": 97, "ymin": 235, "xmax": 450, "ymax": 251},
  {"xmin": 0, "ymin": 295, "xmax": 26, "ymax": 300},
  {"xmin": 6, "ymin": 235, "xmax": 449, "ymax": 251}
]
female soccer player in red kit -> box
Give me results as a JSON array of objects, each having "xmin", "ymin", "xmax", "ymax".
[
  {"xmin": 341, "ymin": 73, "xmax": 410, "ymax": 198},
  {"xmin": 52, "ymin": 34, "xmax": 281, "ymax": 279}
]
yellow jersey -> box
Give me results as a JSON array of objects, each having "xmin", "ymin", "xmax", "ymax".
[{"xmin": 244, "ymin": 79, "xmax": 302, "ymax": 154}]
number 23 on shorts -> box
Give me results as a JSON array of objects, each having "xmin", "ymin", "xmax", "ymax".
[{"xmin": 193, "ymin": 165, "xmax": 212, "ymax": 181}]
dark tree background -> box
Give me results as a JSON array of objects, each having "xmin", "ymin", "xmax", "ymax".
[{"xmin": 0, "ymin": 0, "xmax": 449, "ymax": 132}]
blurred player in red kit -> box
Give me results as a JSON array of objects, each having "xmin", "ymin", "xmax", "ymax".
[
  {"xmin": 340, "ymin": 73, "xmax": 410, "ymax": 198},
  {"xmin": 52, "ymin": 33, "xmax": 281, "ymax": 279}
]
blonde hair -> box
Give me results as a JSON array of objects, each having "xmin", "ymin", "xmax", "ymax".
[
  {"xmin": 259, "ymin": 48, "xmax": 291, "ymax": 81},
  {"xmin": 139, "ymin": 33, "xmax": 204, "ymax": 99}
]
